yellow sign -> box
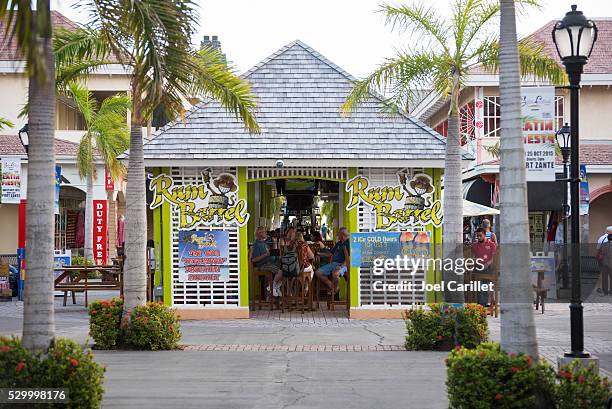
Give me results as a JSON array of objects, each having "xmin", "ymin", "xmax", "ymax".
[
  {"xmin": 346, "ymin": 173, "xmax": 442, "ymax": 230},
  {"xmin": 149, "ymin": 169, "xmax": 249, "ymax": 229}
]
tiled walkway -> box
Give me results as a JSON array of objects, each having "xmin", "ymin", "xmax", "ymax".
[{"xmin": 183, "ymin": 344, "xmax": 404, "ymax": 352}]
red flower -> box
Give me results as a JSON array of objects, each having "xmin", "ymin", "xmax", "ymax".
[
  {"xmin": 454, "ymin": 346, "xmax": 461, "ymax": 352},
  {"xmin": 578, "ymin": 375, "xmax": 585, "ymax": 384},
  {"xmin": 15, "ymin": 361, "xmax": 26, "ymax": 373},
  {"xmin": 1, "ymin": 345, "xmax": 11, "ymax": 353},
  {"xmin": 511, "ymin": 367, "xmax": 520, "ymax": 374},
  {"xmin": 559, "ymin": 371, "xmax": 573, "ymax": 381},
  {"xmin": 70, "ymin": 358, "xmax": 79, "ymax": 367},
  {"xmin": 479, "ymin": 351, "xmax": 486, "ymax": 358},
  {"xmin": 525, "ymin": 356, "xmax": 533, "ymax": 367},
  {"xmin": 169, "ymin": 325, "xmax": 174, "ymax": 332},
  {"xmin": 91, "ymin": 310, "xmax": 97, "ymax": 315},
  {"xmin": 494, "ymin": 393, "xmax": 503, "ymax": 401},
  {"xmin": 436, "ymin": 335, "xmax": 444, "ymax": 341},
  {"xmin": 509, "ymin": 353, "xmax": 517, "ymax": 358},
  {"xmin": 105, "ymin": 313, "xmax": 112, "ymax": 319}
]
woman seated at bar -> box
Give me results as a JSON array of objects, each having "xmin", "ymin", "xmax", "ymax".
[
  {"xmin": 315, "ymin": 227, "xmax": 350, "ymax": 294},
  {"xmin": 251, "ymin": 226, "xmax": 282, "ymax": 297},
  {"xmin": 295, "ymin": 232, "xmax": 315, "ymax": 278}
]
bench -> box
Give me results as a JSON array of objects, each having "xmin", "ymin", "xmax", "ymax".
[{"xmin": 54, "ymin": 266, "xmax": 122, "ymax": 307}]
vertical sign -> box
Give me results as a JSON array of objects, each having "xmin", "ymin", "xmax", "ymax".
[
  {"xmin": 93, "ymin": 200, "xmax": 108, "ymax": 265},
  {"xmin": 579, "ymin": 164, "xmax": 589, "ymax": 215},
  {"xmin": 522, "ymin": 87, "xmax": 556, "ymax": 182},
  {"xmin": 55, "ymin": 165, "xmax": 61, "ymax": 215},
  {"xmin": 105, "ymin": 167, "xmax": 114, "ymax": 191},
  {"xmin": 1, "ymin": 158, "xmax": 22, "ymax": 203}
]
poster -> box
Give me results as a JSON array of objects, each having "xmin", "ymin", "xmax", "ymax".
[
  {"xmin": 178, "ymin": 230, "xmax": 230, "ymax": 281},
  {"xmin": 579, "ymin": 164, "xmax": 589, "ymax": 215},
  {"xmin": 54, "ymin": 251, "xmax": 72, "ymax": 296},
  {"xmin": 346, "ymin": 173, "xmax": 442, "ymax": 230},
  {"xmin": 92, "ymin": 200, "xmax": 108, "ymax": 265},
  {"xmin": 1, "ymin": 158, "xmax": 22, "ymax": 204},
  {"xmin": 351, "ymin": 231, "xmax": 431, "ymax": 268},
  {"xmin": 55, "ymin": 165, "xmax": 61, "ymax": 215},
  {"xmin": 105, "ymin": 166, "xmax": 114, "ymax": 191},
  {"xmin": 522, "ymin": 87, "xmax": 556, "ymax": 182}
]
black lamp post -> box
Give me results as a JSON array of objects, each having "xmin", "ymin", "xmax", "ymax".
[
  {"xmin": 18, "ymin": 123, "xmax": 29, "ymax": 153},
  {"xmin": 552, "ymin": 5, "xmax": 598, "ymax": 359},
  {"xmin": 555, "ymin": 123, "xmax": 571, "ymax": 291}
]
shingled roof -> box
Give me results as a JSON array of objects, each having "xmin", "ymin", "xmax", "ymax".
[
  {"xmin": 0, "ymin": 135, "xmax": 86, "ymax": 158},
  {"xmin": 142, "ymin": 40, "xmax": 457, "ymax": 167}
]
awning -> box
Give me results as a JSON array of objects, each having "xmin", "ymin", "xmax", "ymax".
[{"xmin": 463, "ymin": 199, "xmax": 500, "ymax": 216}]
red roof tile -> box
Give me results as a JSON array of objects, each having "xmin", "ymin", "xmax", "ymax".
[
  {"xmin": 478, "ymin": 143, "xmax": 612, "ymax": 168},
  {"xmin": 526, "ymin": 19, "xmax": 612, "ymax": 75},
  {"xmin": 0, "ymin": 135, "xmax": 84, "ymax": 157},
  {"xmin": 0, "ymin": 11, "xmax": 79, "ymax": 61}
]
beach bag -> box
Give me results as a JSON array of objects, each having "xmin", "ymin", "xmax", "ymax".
[{"xmin": 281, "ymin": 250, "xmax": 299, "ymax": 277}]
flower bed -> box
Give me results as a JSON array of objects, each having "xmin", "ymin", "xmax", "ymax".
[
  {"xmin": 0, "ymin": 337, "xmax": 105, "ymax": 409},
  {"xmin": 88, "ymin": 299, "xmax": 181, "ymax": 350},
  {"xmin": 404, "ymin": 303, "xmax": 488, "ymax": 350}
]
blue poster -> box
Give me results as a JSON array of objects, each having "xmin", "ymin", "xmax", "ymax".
[
  {"xmin": 178, "ymin": 231, "xmax": 230, "ymax": 282},
  {"xmin": 579, "ymin": 164, "xmax": 589, "ymax": 215},
  {"xmin": 55, "ymin": 165, "xmax": 61, "ymax": 215},
  {"xmin": 351, "ymin": 231, "xmax": 431, "ymax": 268}
]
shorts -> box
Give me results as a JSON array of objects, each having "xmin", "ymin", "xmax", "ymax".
[{"xmin": 319, "ymin": 262, "xmax": 346, "ymax": 277}]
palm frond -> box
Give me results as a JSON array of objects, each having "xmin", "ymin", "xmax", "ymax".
[
  {"xmin": 341, "ymin": 51, "xmax": 443, "ymax": 116},
  {"xmin": 66, "ymin": 82, "xmax": 96, "ymax": 124},
  {"xmin": 379, "ymin": 2, "xmax": 451, "ymax": 55},
  {"xmin": 0, "ymin": 116, "xmax": 14, "ymax": 130},
  {"xmin": 76, "ymin": 133, "xmax": 95, "ymax": 179},
  {"xmin": 188, "ymin": 46, "xmax": 259, "ymax": 133}
]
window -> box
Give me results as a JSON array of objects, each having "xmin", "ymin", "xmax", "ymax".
[
  {"xmin": 432, "ymin": 100, "xmax": 475, "ymax": 144},
  {"xmin": 482, "ymin": 95, "xmax": 565, "ymax": 137}
]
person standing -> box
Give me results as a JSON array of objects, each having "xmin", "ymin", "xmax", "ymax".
[
  {"xmin": 596, "ymin": 226, "xmax": 612, "ymax": 296},
  {"xmin": 321, "ymin": 223, "xmax": 328, "ymax": 241},
  {"xmin": 481, "ymin": 218, "xmax": 498, "ymax": 245},
  {"xmin": 471, "ymin": 227, "xmax": 497, "ymax": 305}
]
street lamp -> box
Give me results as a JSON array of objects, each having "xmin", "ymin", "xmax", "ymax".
[
  {"xmin": 18, "ymin": 123, "xmax": 29, "ymax": 153},
  {"xmin": 552, "ymin": 5, "xmax": 598, "ymax": 359},
  {"xmin": 555, "ymin": 123, "xmax": 571, "ymax": 291}
]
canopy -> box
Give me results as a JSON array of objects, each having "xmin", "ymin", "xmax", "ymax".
[{"xmin": 463, "ymin": 199, "xmax": 500, "ymax": 217}]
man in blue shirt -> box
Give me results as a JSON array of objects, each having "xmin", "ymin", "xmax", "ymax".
[
  {"xmin": 251, "ymin": 226, "xmax": 281, "ymax": 296},
  {"xmin": 315, "ymin": 227, "xmax": 349, "ymax": 293}
]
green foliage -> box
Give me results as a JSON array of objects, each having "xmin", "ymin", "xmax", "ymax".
[
  {"xmin": 404, "ymin": 304, "xmax": 488, "ymax": 350},
  {"xmin": 556, "ymin": 360, "xmax": 612, "ymax": 409},
  {"xmin": 0, "ymin": 336, "xmax": 105, "ymax": 409},
  {"xmin": 0, "ymin": 116, "xmax": 14, "ymax": 130},
  {"xmin": 123, "ymin": 302, "xmax": 181, "ymax": 350},
  {"xmin": 88, "ymin": 298, "xmax": 123, "ymax": 349},
  {"xmin": 72, "ymin": 256, "xmax": 94, "ymax": 266},
  {"xmin": 446, "ymin": 343, "xmax": 556, "ymax": 409}
]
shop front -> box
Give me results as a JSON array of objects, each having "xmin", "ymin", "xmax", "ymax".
[{"xmin": 143, "ymin": 40, "xmax": 465, "ymax": 319}]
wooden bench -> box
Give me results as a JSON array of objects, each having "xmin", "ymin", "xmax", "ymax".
[{"xmin": 54, "ymin": 266, "xmax": 122, "ymax": 307}]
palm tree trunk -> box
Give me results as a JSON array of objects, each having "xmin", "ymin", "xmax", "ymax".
[
  {"xmin": 22, "ymin": 19, "xmax": 56, "ymax": 353},
  {"xmin": 84, "ymin": 172, "xmax": 94, "ymax": 262},
  {"xmin": 442, "ymin": 73, "xmax": 465, "ymax": 303},
  {"xmin": 499, "ymin": 0, "xmax": 538, "ymax": 358},
  {"xmin": 123, "ymin": 95, "xmax": 147, "ymax": 311}
]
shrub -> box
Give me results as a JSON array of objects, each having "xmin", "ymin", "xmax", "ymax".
[
  {"xmin": 446, "ymin": 343, "xmax": 556, "ymax": 409},
  {"xmin": 556, "ymin": 359, "xmax": 611, "ymax": 409},
  {"xmin": 88, "ymin": 298, "xmax": 123, "ymax": 349},
  {"xmin": 404, "ymin": 303, "xmax": 488, "ymax": 350},
  {"xmin": 0, "ymin": 336, "xmax": 105, "ymax": 409},
  {"xmin": 123, "ymin": 302, "xmax": 181, "ymax": 350}
]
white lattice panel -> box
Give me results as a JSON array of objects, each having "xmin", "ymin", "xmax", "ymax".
[
  {"xmin": 357, "ymin": 167, "xmax": 427, "ymax": 307},
  {"xmin": 169, "ymin": 167, "xmax": 240, "ymax": 307},
  {"xmin": 247, "ymin": 166, "xmax": 346, "ymax": 181}
]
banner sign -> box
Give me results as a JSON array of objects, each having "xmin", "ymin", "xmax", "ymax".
[
  {"xmin": 579, "ymin": 164, "xmax": 589, "ymax": 215},
  {"xmin": 521, "ymin": 87, "xmax": 556, "ymax": 182},
  {"xmin": 351, "ymin": 231, "xmax": 431, "ymax": 268},
  {"xmin": 1, "ymin": 158, "xmax": 22, "ymax": 204},
  {"xmin": 93, "ymin": 200, "xmax": 107, "ymax": 265},
  {"xmin": 346, "ymin": 173, "xmax": 442, "ymax": 230},
  {"xmin": 55, "ymin": 165, "xmax": 61, "ymax": 215},
  {"xmin": 178, "ymin": 230, "xmax": 230, "ymax": 281},
  {"xmin": 149, "ymin": 169, "xmax": 249, "ymax": 229},
  {"xmin": 105, "ymin": 167, "xmax": 114, "ymax": 191}
]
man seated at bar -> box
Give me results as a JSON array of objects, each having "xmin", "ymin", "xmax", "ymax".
[
  {"xmin": 315, "ymin": 227, "xmax": 350, "ymax": 294},
  {"xmin": 251, "ymin": 226, "xmax": 282, "ymax": 297},
  {"xmin": 470, "ymin": 227, "xmax": 497, "ymax": 305}
]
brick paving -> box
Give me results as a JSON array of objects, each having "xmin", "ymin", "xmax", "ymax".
[{"xmin": 182, "ymin": 344, "xmax": 405, "ymax": 352}]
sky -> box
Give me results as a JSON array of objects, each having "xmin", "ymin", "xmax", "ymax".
[{"xmin": 53, "ymin": 0, "xmax": 612, "ymax": 78}]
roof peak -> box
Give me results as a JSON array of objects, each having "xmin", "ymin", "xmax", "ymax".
[{"xmin": 242, "ymin": 39, "xmax": 356, "ymax": 81}]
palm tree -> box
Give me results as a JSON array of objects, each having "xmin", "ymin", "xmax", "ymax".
[
  {"xmin": 0, "ymin": 117, "xmax": 14, "ymax": 130},
  {"xmin": 0, "ymin": 1, "xmax": 56, "ymax": 352},
  {"xmin": 66, "ymin": 83, "xmax": 130, "ymax": 263},
  {"xmin": 341, "ymin": 0, "xmax": 564, "ymax": 302},
  {"xmin": 55, "ymin": 0, "xmax": 259, "ymax": 312},
  {"xmin": 498, "ymin": 0, "xmax": 538, "ymax": 358}
]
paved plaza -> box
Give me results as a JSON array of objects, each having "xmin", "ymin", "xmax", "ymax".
[{"xmin": 1, "ymin": 293, "xmax": 611, "ymax": 408}]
